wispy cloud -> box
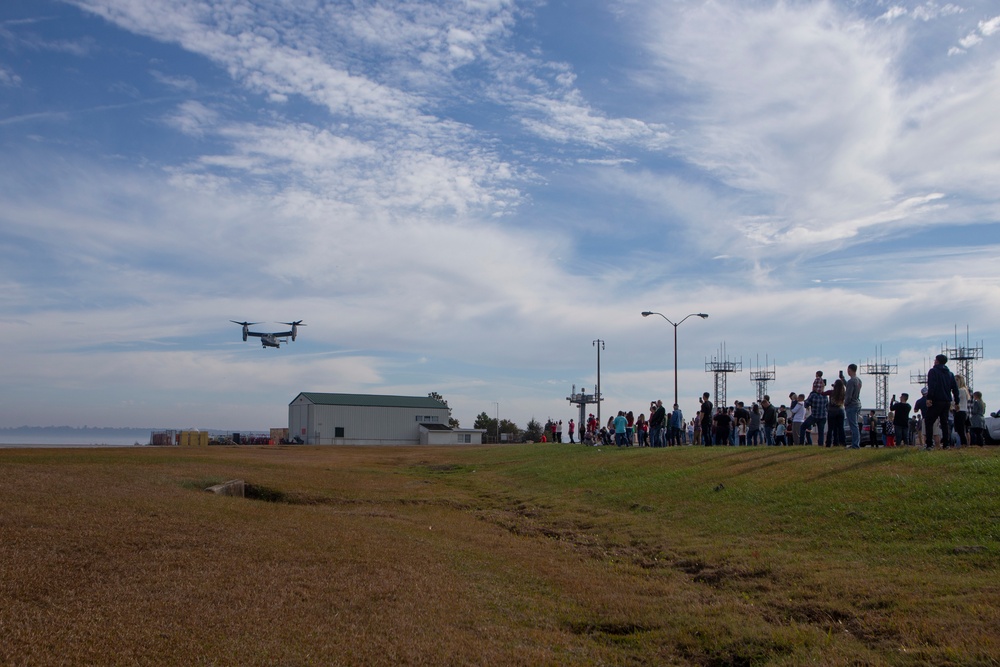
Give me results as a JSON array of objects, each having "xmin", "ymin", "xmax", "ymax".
[{"xmin": 0, "ymin": 64, "xmax": 21, "ymax": 87}]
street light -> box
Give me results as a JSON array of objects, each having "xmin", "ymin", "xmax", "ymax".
[
  {"xmin": 641, "ymin": 311, "xmax": 709, "ymax": 408},
  {"xmin": 492, "ymin": 401, "xmax": 500, "ymax": 444}
]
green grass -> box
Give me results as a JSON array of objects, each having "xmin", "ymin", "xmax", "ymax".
[{"xmin": 1, "ymin": 444, "xmax": 998, "ymax": 665}]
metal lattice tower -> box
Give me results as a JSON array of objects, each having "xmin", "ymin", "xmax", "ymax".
[
  {"xmin": 566, "ymin": 384, "xmax": 602, "ymax": 436},
  {"xmin": 749, "ymin": 354, "xmax": 776, "ymax": 404},
  {"xmin": 863, "ymin": 346, "xmax": 897, "ymax": 416},
  {"xmin": 943, "ymin": 326, "xmax": 983, "ymax": 393},
  {"xmin": 705, "ymin": 343, "xmax": 742, "ymax": 408},
  {"xmin": 910, "ymin": 357, "xmax": 928, "ymax": 390}
]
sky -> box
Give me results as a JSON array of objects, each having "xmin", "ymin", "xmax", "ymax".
[{"xmin": 2, "ymin": 0, "xmax": 1000, "ymax": 432}]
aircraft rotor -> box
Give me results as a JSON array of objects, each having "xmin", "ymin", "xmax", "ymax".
[
  {"xmin": 231, "ymin": 320, "xmax": 261, "ymax": 342},
  {"xmin": 278, "ymin": 320, "xmax": 306, "ymax": 341}
]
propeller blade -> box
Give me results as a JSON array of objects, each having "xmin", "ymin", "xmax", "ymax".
[
  {"xmin": 230, "ymin": 320, "xmax": 262, "ymax": 326},
  {"xmin": 277, "ymin": 320, "xmax": 306, "ymax": 326}
]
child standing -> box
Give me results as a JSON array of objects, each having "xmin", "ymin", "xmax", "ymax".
[
  {"xmin": 775, "ymin": 417, "xmax": 787, "ymax": 446},
  {"xmin": 737, "ymin": 418, "xmax": 747, "ymax": 446},
  {"xmin": 884, "ymin": 419, "xmax": 895, "ymax": 448}
]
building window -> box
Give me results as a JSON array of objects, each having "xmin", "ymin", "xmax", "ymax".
[
  {"xmin": 458, "ymin": 433, "xmax": 471, "ymax": 443},
  {"xmin": 334, "ymin": 427, "xmax": 345, "ymax": 438}
]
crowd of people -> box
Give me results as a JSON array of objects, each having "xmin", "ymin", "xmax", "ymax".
[{"xmin": 558, "ymin": 355, "xmax": 991, "ymax": 450}]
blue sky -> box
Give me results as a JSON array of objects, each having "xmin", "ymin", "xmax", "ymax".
[{"xmin": 2, "ymin": 0, "xmax": 999, "ymax": 431}]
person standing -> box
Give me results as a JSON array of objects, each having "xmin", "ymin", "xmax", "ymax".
[
  {"xmin": 568, "ymin": 418, "xmax": 576, "ymax": 444},
  {"xmin": 670, "ymin": 404, "xmax": 684, "ymax": 446},
  {"xmin": 970, "ymin": 391, "xmax": 987, "ymax": 447},
  {"xmin": 890, "ymin": 394, "xmax": 912, "ymax": 446},
  {"xmin": 699, "ymin": 392, "xmax": 714, "ymax": 446},
  {"xmin": 613, "ymin": 411, "xmax": 629, "ymax": 447},
  {"xmin": 775, "ymin": 418, "xmax": 787, "ymax": 445},
  {"xmin": 913, "ymin": 390, "xmax": 928, "ymax": 447},
  {"xmin": 925, "ymin": 354, "xmax": 960, "ymax": 450},
  {"xmin": 788, "ymin": 394, "xmax": 805, "ymax": 445},
  {"xmin": 865, "ymin": 411, "xmax": 880, "ymax": 448},
  {"xmin": 761, "ymin": 396, "xmax": 777, "ymax": 446},
  {"xmin": 649, "ymin": 400, "xmax": 666, "ymax": 448},
  {"xmin": 828, "ymin": 379, "xmax": 847, "ymax": 447},
  {"xmin": 844, "ymin": 364, "xmax": 863, "ymax": 449},
  {"xmin": 748, "ymin": 403, "xmax": 762, "ymax": 446},
  {"xmin": 713, "ymin": 408, "xmax": 733, "ymax": 447},
  {"xmin": 954, "ymin": 376, "xmax": 970, "ymax": 447},
  {"xmin": 803, "ymin": 389, "xmax": 829, "ymax": 446}
]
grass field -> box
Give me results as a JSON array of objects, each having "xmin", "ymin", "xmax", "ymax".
[{"xmin": 1, "ymin": 443, "xmax": 999, "ymax": 666}]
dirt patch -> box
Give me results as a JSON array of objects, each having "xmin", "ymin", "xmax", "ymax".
[
  {"xmin": 674, "ymin": 558, "xmax": 774, "ymax": 588},
  {"xmin": 565, "ymin": 620, "xmax": 658, "ymax": 637}
]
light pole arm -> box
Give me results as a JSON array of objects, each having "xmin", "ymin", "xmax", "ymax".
[{"xmin": 641, "ymin": 311, "xmax": 709, "ymax": 407}]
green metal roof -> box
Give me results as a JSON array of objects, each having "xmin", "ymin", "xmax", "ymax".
[{"xmin": 293, "ymin": 392, "xmax": 449, "ymax": 410}]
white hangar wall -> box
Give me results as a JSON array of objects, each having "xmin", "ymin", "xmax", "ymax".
[{"xmin": 289, "ymin": 392, "xmax": 478, "ymax": 445}]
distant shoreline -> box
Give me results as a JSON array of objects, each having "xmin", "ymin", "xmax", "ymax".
[{"xmin": 0, "ymin": 441, "xmax": 143, "ymax": 448}]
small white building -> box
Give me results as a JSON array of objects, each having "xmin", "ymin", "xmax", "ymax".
[{"xmin": 288, "ymin": 392, "xmax": 484, "ymax": 445}]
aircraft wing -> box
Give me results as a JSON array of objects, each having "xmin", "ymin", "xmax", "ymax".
[
  {"xmin": 271, "ymin": 329, "xmax": 295, "ymax": 338},
  {"xmin": 246, "ymin": 331, "xmax": 267, "ymax": 338}
]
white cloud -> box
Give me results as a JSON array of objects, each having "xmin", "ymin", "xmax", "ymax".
[
  {"xmin": 878, "ymin": 7, "xmax": 908, "ymax": 22},
  {"xmin": 911, "ymin": 3, "xmax": 964, "ymax": 22},
  {"xmin": 979, "ymin": 15, "xmax": 1000, "ymax": 37},
  {"xmin": 149, "ymin": 69, "xmax": 198, "ymax": 92},
  {"xmin": 626, "ymin": 0, "xmax": 1000, "ymax": 264},
  {"xmin": 164, "ymin": 100, "xmax": 218, "ymax": 136},
  {"xmin": 0, "ymin": 64, "xmax": 21, "ymax": 87},
  {"xmin": 951, "ymin": 13, "xmax": 1000, "ymax": 54}
]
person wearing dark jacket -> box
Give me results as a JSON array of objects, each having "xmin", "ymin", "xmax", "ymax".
[
  {"xmin": 925, "ymin": 354, "xmax": 960, "ymax": 450},
  {"xmin": 890, "ymin": 393, "xmax": 912, "ymax": 446},
  {"xmin": 649, "ymin": 400, "xmax": 667, "ymax": 448},
  {"xmin": 761, "ymin": 397, "xmax": 778, "ymax": 446}
]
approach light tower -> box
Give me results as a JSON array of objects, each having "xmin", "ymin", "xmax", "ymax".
[
  {"xmin": 567, "ymin": 384, "xmax": 602, "ymax": 437},
  {"xmin": 749, "ymin": 354, "xmax": 776, "ymax": 404},
  {"xmin": 910, "ymin": 358, "xmax": 929, "ymax": 392},
  {"xmin": 863, "ymin": 346, "xmax": 897, "ymax": 416},
  {"xmin": 705, "ymin": 343, "xmax": 742, "ymax": 409},
  {"xmin": 943, "ymin": 325, "xmax": 984, "ymax": 394}
]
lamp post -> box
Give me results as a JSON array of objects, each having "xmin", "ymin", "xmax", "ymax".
[
  {"xmin": 492, "ymin": 401, "xmax": 500, "ymax": 444},
  {"xmin": 593, "ymin": 339, "xmax": 605, "ymax": 425},
  {"xmin": 641, "ymin": 311, "xmax": 708, "ymax": 408}
]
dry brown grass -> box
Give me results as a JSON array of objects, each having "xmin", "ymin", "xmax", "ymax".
[{"xmin": 1, "ymin": 444, "xmax": 999, "ymax": 665}]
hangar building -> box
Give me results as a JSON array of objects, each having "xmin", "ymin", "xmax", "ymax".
[{"xmin": 288, "ymin": 392, "xmax": 484, "ymax": 445}]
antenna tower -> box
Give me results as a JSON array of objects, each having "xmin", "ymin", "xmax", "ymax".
[
  {"xmin": 748, "ymin": 354, "xmax": 776, "ymax": 404},
  {"xmin": 910, "ymin": 358, "xmax": 928, "ymax": 390},
  {"xmin": 705, "ymin": 343, "xmax": 742, "ymax": 408},
  {"xmin": 863, "ymin": 346, "xmax": 897, "ymax": 416},
  {"xmin": 943, "ymin": 325, "xmax": 983, "ymax": 393}
]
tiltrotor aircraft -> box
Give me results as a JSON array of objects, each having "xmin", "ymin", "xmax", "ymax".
[{"xmin": 231, "ymin": 320, "xmax": 305, "ymax": 348}]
